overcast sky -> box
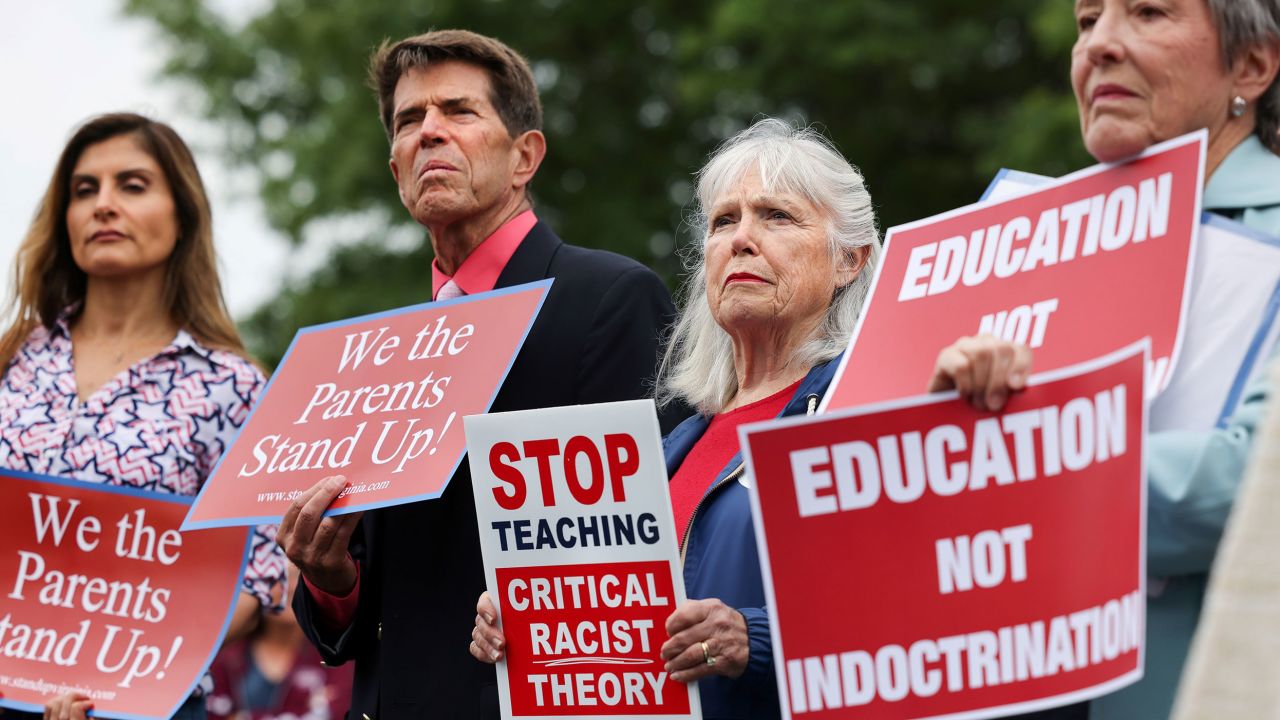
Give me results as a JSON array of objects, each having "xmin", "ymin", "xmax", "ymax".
[{"xmin": 0, "ymin": 2, "xmax": 287, "ymax": 317}]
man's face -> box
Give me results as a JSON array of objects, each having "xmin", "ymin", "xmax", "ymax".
[{"xmin": 388, "ymin": 61, "xmax": 521, "ymax": 228}]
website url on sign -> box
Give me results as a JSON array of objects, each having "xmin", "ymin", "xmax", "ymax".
[
  {"xmin": 0, "ymin": 674, "xmax": 117, "ymax": 701},
  {"xmin": 257, "ymin": 481, "xmax": 391, "ymax": 503}
]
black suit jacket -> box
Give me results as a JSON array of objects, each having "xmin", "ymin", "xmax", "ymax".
[{"xmin": 294, "ymin": 222, "xmax": 687, "ymax": 719}]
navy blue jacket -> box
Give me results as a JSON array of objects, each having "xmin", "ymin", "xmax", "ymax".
[{"xmin": 662, "ymin": 358, "xmax": 840, "ymax": 720}]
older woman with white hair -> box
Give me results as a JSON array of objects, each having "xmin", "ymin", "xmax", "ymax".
[
  {"xmin": 645, "ymin": 118, "xmax": 878, "ymax": 720},
  {"xmin": 470, "ymin": 118, "xmax": 1078, "ymax": 720}
]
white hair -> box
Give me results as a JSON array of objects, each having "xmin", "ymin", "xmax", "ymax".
[
  {"xmin": 1208, "ymin": 0, "xmax": 1280, "ymax": 152},
  {"xmin": 656, "ymin": 117, "xmax": 881, "ymax": 415}
]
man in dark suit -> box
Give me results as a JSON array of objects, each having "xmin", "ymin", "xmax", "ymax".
[{"xmin": 278, "ymin": 29, "xmax": 684, "ymax": 719}]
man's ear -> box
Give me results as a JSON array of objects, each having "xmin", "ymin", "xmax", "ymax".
[
  {"xmin": 389, "ymin": 154, "xmax": 408, "ymax": 208},
  {"xmin": 511, "ymin": 130, "xmax": 547, "ymax": 191},
  {"xmin": 1233, "ymin": 38, "xmax": 1280, "ymax": 105},
  {"xmin": 835, "ymin": 245, "xmax": 872, "ymax": 288}
]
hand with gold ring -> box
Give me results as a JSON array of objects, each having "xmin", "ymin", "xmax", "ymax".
[{"xmin": 660, "ymin": 598, "xmax": 748, "ymax": 682}]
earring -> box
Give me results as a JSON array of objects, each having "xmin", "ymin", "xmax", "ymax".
[{"xmin": 1231, "ymin": 96, "xmax": 1247, "ymax": 118}]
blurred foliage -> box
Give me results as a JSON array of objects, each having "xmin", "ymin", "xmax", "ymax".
[{"xmin": 125, "ymin": 0, "xmax": 1092, "ymax": 368}]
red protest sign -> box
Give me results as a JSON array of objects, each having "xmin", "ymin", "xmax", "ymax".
[
  {"xmin": 0, "ymin": 472, "xmax": 249, "ymax": 719},
  {"xmin": 740, "ymin": 344, "xmax": 1147, "ymax": 720},
  {"xmin": 465, "ymin": 400, "xmax": 699, "ymax": 719},
  {"xmin": 823, "ymin": 132, "xmax": 1202, "ymax": 411},
  {"xmin": 183, "ymin": 280, "xmax": 550, "ymax": 530}
]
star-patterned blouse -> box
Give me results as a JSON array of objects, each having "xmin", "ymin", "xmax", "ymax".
[{"xmin": 0, "ymin": 312, "xmax": 287, "ymax": 612}]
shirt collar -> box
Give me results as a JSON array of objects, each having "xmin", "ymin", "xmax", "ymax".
[
  {"xmin": 431, "ymin": 210, "xmax": 537, "ymax": 299},
  {"xmin": 1204, "ymin": 135, "xmax": 1280, "ymax": 211}
]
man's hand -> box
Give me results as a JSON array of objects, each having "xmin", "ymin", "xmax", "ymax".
[
  {"xmin": 928, "ymin": 335, "xmax": 1033, "ymax": 412},
  {"xmin": 278, "ymin": 475, "xmax": 363, "ymax": 596}
]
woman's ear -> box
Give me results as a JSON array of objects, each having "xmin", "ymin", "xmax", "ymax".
[
  {"xmin": 835, "ymin": 245, "xmax": 871, "ymax": 288},
  {"xmin": 1234, "ymin": 38, "xmax": 1280, "ymax": 105}
]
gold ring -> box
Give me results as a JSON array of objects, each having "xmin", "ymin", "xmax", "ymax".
[{"xmin": 701, "ymin": 640, "xmax": 716, "ymax": 666}]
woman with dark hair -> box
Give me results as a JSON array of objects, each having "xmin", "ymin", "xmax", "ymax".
[{"xmin": 0, "ymin": 112, "xmax": 286, "ymax": 720}]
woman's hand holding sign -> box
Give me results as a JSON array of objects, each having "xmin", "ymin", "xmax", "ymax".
[
  {"xmin": 43, "ymin": 692, "xmax": 92, "ymax": 720},
  {"xmin": 929, "ymin": 335, "xmax": 1034, "ymax": 412},
  {"xmin": 279, "ymin": 475, "xmax": 363, "ymax": 597},
  {"xmin": 470, "ymin": 591, "xmax": 506, "ymax": 662},
  {"xmin": 661, "ymin": 598, "xmax": 749, "ymax": 682}
]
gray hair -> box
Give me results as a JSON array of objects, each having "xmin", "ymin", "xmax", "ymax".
[
  {"xmin": 655, "ymin": 118, "xmax": 881, "ymax": 415},
  {"xmin": 1209, "ymin": 0, "xmax": 1280, "ymax": 152}
]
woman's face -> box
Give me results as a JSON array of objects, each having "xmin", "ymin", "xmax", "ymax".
[
  {"xmin": 1071, "ymin": 0, "xmax": 1232, "ymax": 163},
  {"xmin": 704, "ymin": 169, "xmax": 855, "ymax": 340},
  {"xmin": 65, "ymin": 134, "xmax": 178, "ymax": 280}
]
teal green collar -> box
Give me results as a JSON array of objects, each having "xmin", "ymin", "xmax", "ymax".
[{"xmin": 1204, "ymin": 135, "xmax": 1280, "ymax": 211}]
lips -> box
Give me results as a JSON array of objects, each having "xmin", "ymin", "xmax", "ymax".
[
  {"xmin": 417, "ymin": 160, "xmax": 458, "ymax": 179},
  {"xmin": 1091, "ymin": 83, "xmax": 1137, "ymax": 104},
  {"xmin": 724, "ymin": 272, "xmax": 768, "ymax": 287},
  {"xmin": 90, "ymin": 229, "xmax": 126, "ymax": 242}
]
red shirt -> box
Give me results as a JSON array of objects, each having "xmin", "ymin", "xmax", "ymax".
[
  {"xmin": 431, "ymin": 210, "xmax": 536, "ymax": 299},
  {"xmin": 669, "ymin": 381, "xmax": 800, "ymax": 545},
  {"xmin": 306, "ymin": 210, "xmax": 538, "ymax": 631}
]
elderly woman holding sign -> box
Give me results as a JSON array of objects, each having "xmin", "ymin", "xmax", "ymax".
[
  {"xmin": 469, "ymin": 120, "xmax": 1081, "ymax": 720},
  {"xmin": 1069, "ymin": 3, "xmax": 1280, "ymax": 718}
]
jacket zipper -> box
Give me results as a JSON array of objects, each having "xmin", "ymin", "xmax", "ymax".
[
  {"xmin": 680, "ymin": 463, "xmax": 746, "ymax": 565},
  {"xmin": 678, "ymin": 393, "xmax": 821, "ymax": 566}
]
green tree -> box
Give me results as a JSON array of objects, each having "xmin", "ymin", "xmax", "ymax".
[{"xmin": 126, "ymin": 0, "xmax": 1089, "ymax": 368}]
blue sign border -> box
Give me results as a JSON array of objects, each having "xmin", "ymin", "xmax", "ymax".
[
  {"xmin": 182, "ymin": 278, "xmax": 554, "ymax": 530},
  {"xmin": 0, "ymin": 470, "xmax": 252, "ymax": 720}
]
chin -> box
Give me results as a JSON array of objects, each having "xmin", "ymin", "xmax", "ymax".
[
  {"xmin": 1084, "ymin": 125, "xmax": 1155, "ymax": 165},
  {"xmin": 411, "ymin": 196, "xmax": 473, "ymax": 227}
]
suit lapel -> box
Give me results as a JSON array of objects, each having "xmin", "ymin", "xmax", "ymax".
[{"xmin": 494, "ymin": 221, "xmax": 561, "ymax": 289}]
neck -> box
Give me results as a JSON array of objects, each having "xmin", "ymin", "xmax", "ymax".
[
  {"xmin": 726, "ymin": 319, "xmax": 820, "ymax": 410},
  {"xmin": 427, "ymin": 193, "xmax": 530, "ymax": 276},
  {"xmin": 1206, "ymin": 118, "xmax": 1254, "ymax": 182},
  {"xmin": 76, "ymin": 270, "xmax": 177, "ymax": 340}
]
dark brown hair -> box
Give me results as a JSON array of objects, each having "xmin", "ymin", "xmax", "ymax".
[
  {"xmin": 0, "ymin": 112, "xmax": 254, "ymax": 369},
  {"xmin": 368, "ymin": 29, "xmax": 542, "ymax": 142}
]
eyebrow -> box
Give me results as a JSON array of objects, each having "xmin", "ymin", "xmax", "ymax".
[
  {"xmin": 69, "ymin": 168, "xmax": 157, "ymax": 185},
  {"xmin": 748, "ymin": 193, "xmax": 805, "ymax": 211},
  {"xmin": 392, "ymin": 95, "xmax": 480, "ymax": 128}
]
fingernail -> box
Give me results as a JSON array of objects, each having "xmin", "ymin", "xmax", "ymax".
[
  {"xmin": 494, "ymin": 637, "xmax": 504, "ymax": 649},
  {"xmin": 490, "ymin": 649, "xmax": 500, "ymax": 660},
  {"xmin": 485, "ymin": 613, "xmax": 494, "ymax": 624},
  {"xmin": 1011, "ymin": 371, "xmax": 1026, "ymax": 386}
]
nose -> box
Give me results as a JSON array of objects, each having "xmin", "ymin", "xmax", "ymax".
[
  {"xmin": 729, "ymin": 218, "xmax": 759, "ymax": 256},
  {"xmin": 1083, "ymin": 8, "xmax": 1127, "ymax": 66},
  {"xmin": 92, "ymin": 185, "xmax": 118, "ymax": 221},
  {"xmin": 417, "ymin": 108, "xmax": 449, "ymax": 148}
]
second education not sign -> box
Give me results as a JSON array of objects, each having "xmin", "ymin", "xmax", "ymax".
[{"xmin": 740, "ymin": 344, "xmax": 1148, "ymax": 720}]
